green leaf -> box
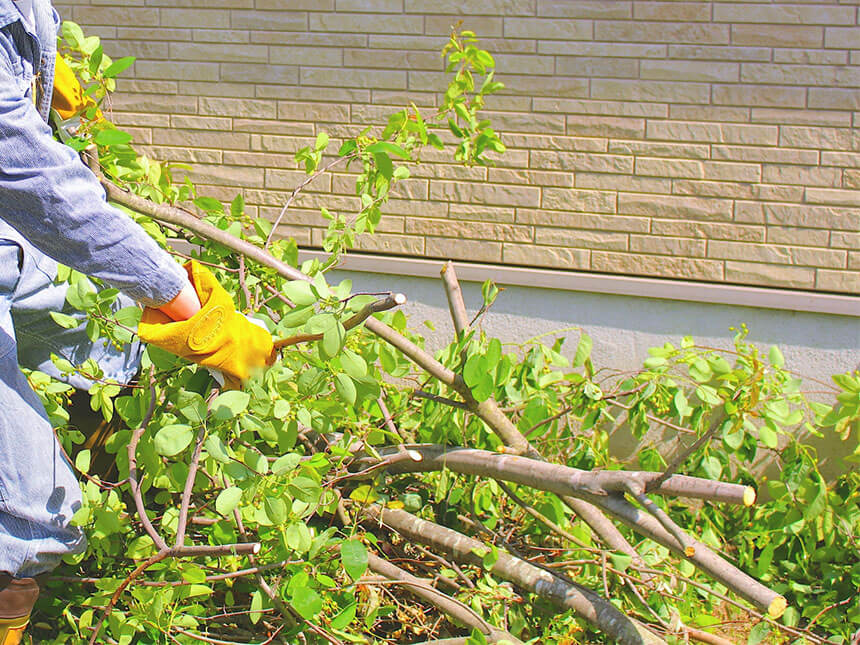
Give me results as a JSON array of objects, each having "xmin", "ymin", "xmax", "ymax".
[
  {"xmin": 230, "ymin": 193, "xmax": 245, "ymax": 219},
  {"xmin": 723, "ymin": 423, "xmax": 745, "ymax": 450},
  {"xmin": 315, "ymin": 131, "xmax": 329, "ymax": 151},
  {"xmin": 609, "ymin": 552, "xmax": 633, "ymax": 572},
  {"xmin": 215, "ymin": 487, "xmax": 243, "ymax": 516},
  {"xmin": 103, "ymin": 55, "xmax": 135, "ymax": 78},
  {"xmin": 50, "ymin": 311, "xmax": 80, "ymax": 329},
  {"xmin": 175, "ymin": 391, "xmax": 207, "ymax": 423},
  {"xmin": 689, "ymin": 359, "xmax": 713, "ymax": 383},
  {"xmin": 94, "ymin": 128, "xmax": 133, "ymax": 146},
  {"xmin": 281, "ymin": 304, "xmax": 315, "ymax": 329},
  {"xmin": 483, "ymin": 338, "xmax": 501, "ymax": 371},
  {"xmin": 341, "ymin": 539, "xmax": 368, "ymax": 580},
  {"xmin": 282, "ymin": 280, "xmax": 318, "ymax": 306},
  {"xmin": 194, "ymin": 196, "xmax": 223, "ymax": 214},
  {"xmin": 291, "ymin": 586, "xmax": 323, "ymax": 620},
  {"xmin": 321, "ymin": 322, "xmax": 346, "ymax": 359},
  {"xmin": 285, "ymin": 521, "xmax": 312, "ymax": 553},
  {"xmin": 272, "ymin": 453, "xmax": 302, "ymax": 475},
  {"xmin": 758, "ymin": 424, "xmax": 778, "ymax": 449},
  {"xmin": 769, "ymin": 345, "xmax": 785, "ymax": 368},
  {"xmin": 366, "ymin": 141, "xmax": 410, "ymax": 159},
  {"xmin": 211, "ymin": 391, "xmax": 250, "ymax": 421},
  {"xmin": 203, "ymin": 435, "xmax": 232, "ymax": 463},
  {"xmin": 62, "ymin": 21, "xmax": 85, "ymax": 49},
  {"xmin": 249, "ymin": 589, "xmax": 264, "ymax": 624},
  {"xmin": 402, "ymin": 493, "xmax": 422, "ymax": 512},
  {"xmin": 330, "ymin": 602, "xmax": 357, "ymax": 631},
  {"xmin": 153, "ymin": 424, "xmax": 193, "ymax": 457},
  {"xmin": 263, "ymin": 496, "xmax": 287, "ymax": 525},
  {"xmin": 340, "ymin": 348, "xmax": 367, "ymax": 378},
  {"xmin": 373, "ymin": 151, "xmax": 393, "ymax": 180},
  {"xmin": 349, "ymin": 485, "xmax": 378, "ymax": 503},
  {"xmin": 747, "ymin": 622, "xmax": 770, "ymax": 645},
  {"xmin": 462, "ymin": 353, "xmax": 485, "ymax": 389},
  {"xmin": 466, "ymin": 629, "xmax": 489, "ymax": 645},
  {"xmin": 75, "ymin": 449, "xmax": 91, "ymax": 474},
  {"xmin": 702, "ymin": 455, "xmax": 722, "ymax": 479},
  {"xmin": 88, "ymin": 46, "xmax": 102, "ymax": 77},
  {"xmin": 482, "ymin": 545, "xmax": 499, "ymax": 570},
  {"xmin": 288, "ymin": 476, "xmax": 322, "ymax": 505},
  {"xmin": 754, "ymin": 543, "xmax": 775, "ymax": 578},
  {"xmin": 334, "ymin": 373, "xmax": 357, "ymax": 405},
  {"xmin": 643, "ymin": 356, "xmax": 666, "ymax": 369},
  {"xmin": 573, "ymin": 333, "xmax": 592, "ymax": 367}
]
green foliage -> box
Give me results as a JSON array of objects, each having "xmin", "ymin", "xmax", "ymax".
[{"xmin": 24, "ymin": 22, "xmax": 857, "ymax": 645}]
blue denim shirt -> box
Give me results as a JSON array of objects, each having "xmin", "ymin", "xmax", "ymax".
[{"xmin": 0, "ymin": 0, "xmax": 188, "ymax": 306}]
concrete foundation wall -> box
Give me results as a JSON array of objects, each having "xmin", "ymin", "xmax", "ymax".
[{"xmin": 326, "ymin": 262, "xmax": 859, "ymax": 475}]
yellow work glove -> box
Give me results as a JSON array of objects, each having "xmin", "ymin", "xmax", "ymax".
[
  {"xmin": 52, "ymin": 53, "xmax": 99, "ymax": 119},
  {"xmin": 138, "ymin": 261, "xmax": 274, "ymax": 389}
]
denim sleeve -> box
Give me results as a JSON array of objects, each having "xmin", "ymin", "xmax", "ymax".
[{"xmin": 0, "ymin": 66, "xmax": 189, "ymax": 307}]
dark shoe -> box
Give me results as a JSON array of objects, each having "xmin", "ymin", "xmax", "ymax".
[{"xmin": 0, "ymin": 576, "xmax": 38, "ymax": 645}]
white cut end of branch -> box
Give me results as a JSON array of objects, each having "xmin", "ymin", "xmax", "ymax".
[
  {"xmin": 743, "ymin": 486, "xmax": 756, "ymax": 507},
  {"xmin": 393, "ymin": 293, "xmax": 407, "ymax": 305},
  {"xmin": 768, "ymin": 596, "xmax": 787, "ymax": 618},
  {"xmin": 407, "ymin": 449, "xmax": 423, "ymax": 462}
]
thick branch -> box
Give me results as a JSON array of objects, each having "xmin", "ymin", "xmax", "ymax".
[
  {"xmin": 366, "ymin": 444, "xmax": 755, "ymax": 507},
  {"xmin": 441, "ymin": 261, "xmax": 469, "ymax": 335},
  {"xmin": 366, "ymin": 505, "xmax": 666, "ymax": 645},
  {"xmin": 580, "ymin": 493, "xmax": 785, "ymax": 618}
]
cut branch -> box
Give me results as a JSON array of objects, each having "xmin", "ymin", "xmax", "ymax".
[
  {"xmin": 365, "ymin": 505, "xmax": 666, "ymax": 645},
  {"xmin": 441, "ymin": 261, "xmax": 469, "ymax": 335},
  {"xmin": 364, "ymin": 444, "xmax": 756, "ymax": 507},
  {"xmin": 363, "ymin": 444, "xmax": 781, "ymax": 617},
  {"xmin": 580, "ymin": 493, "xmax": 785, "ymax": 618}
]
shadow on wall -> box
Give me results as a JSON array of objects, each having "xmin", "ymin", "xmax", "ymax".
[{"xmin": 329, "ymin": 268, "xmax": 859, "ymax": 478}]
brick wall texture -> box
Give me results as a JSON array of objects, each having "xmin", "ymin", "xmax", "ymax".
[{"xmin": 56, "ymin": 0, "xmax": 860, "ymax": 294}]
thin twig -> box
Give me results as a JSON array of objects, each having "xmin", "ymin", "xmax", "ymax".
[
  {"xmin": 264, "ymin": 153, "xmax": 357, "ymax": 249},
  {"xmin": 238, "ymin": 255, "xmax": 252, "ymax": 311},
  {"xmin": 172, "ymin": 625, "xmax": 285, "ymax": 645},
  {"xmin": 497, "ymin": 481, "xmax": 598, "ymax": 553},
  {"xmin": 87, "ymin": 551, "xmax": 169, "ymax": 645},
  {"xmin": 127, "ymin": 380, "xmax": 167, "ymax": 551},
  {"xmin": 411, "ymin": 390, "xmax": 470, "ymax": 411},
  {"xmin": 273, "ymin": 293, "xmax": 407, "ymax": 350}
]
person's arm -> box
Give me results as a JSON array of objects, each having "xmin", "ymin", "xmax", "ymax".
[
  {"xmin": 0, "ymin": 62, "xmax": 190, "ymax": 308},
  {"xmin": 159, "ymin": 283, "xmax": 202, "ymax": 321}
]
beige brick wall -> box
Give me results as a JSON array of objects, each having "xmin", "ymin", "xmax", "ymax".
[{"xmin": 57, "ymin": 0, "xmax": 860, "ymax": 294}]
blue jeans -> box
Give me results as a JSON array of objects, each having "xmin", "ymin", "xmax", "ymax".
[{"xmin": 0, "ymin": 221, "xmax": 141, "ymax": 577}]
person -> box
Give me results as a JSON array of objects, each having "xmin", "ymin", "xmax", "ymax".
[{"xmin": 0, "ymin": 0, "xmax": 273, "ymax": 640}]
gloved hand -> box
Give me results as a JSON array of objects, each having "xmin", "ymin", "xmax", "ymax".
[
  {"xmin": 52, "ymin": 54, "xmax": 94, "ymax": 120},
  {"xmin": 138, "ymin": 261, "xmax": 274, "ymax": 389}
]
